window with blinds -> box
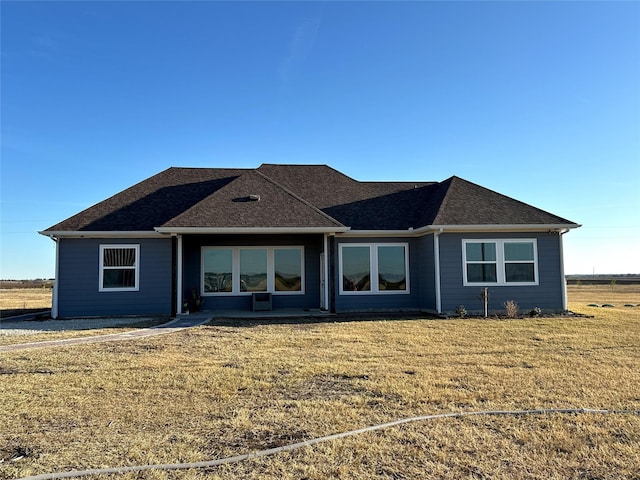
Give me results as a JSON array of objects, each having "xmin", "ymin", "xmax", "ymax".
[{"xmin": 99, "ymin": 245, "xmax": 140, "ymax": 291}]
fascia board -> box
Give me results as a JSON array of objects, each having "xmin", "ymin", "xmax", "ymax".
[
  {"xmin": 38, "ymin": 231, "xmax": 167, "ymax": 238},
  {"xmin": 154, "ymin": 226, "xmax": 351, "ymax": 234},
  {"xmin": 337, "ymin": 230, "xmax": 420, "ymax": 237},
  {"xmin": 426, "ymin": 224, "xmax": 582, "ymax": 233},
  {"xmin": 337, "ymin": 223, "xmax": 581, "ymax": 238}
]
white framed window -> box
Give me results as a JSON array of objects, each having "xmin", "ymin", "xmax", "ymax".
[
  {"xmin": 99, "ymin": 244, "xmax": 140, "ymax": 292},
  {"xmin": 339, "ymin": 243, "xmax": 409, "ymax": 295},
  {"xmin": 202, "ymin": 246, "xmax": 304, "ymax": 295},
  {"xmin": 203, "ymin": 248, "xmax": 233, "ymax": 293},
  {"xmin": 463, "ymin": 239, "xmax": 538, "ymax": 286}
]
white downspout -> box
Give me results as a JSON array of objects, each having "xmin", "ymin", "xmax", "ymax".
[
  {"xmin": 51, "ymin": 237, "xmax": 60, "ymax": 319},
  {"xmin": 176, "ymin": 234, "xmax": 183, "ymax": 315},
  {"xmin": 434, "ymin": 229, "xmax": 443, "ymax": 314},
  {"xmin": 559, "ymin": 229, "xmax": 568, "ymax": 311}
]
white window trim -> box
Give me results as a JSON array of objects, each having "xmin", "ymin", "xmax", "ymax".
[
  {"xmin": 201, "ymin": 246, "xmax": 305, "ymax": 296},
  {"xmin": 339, "ymin": 243, "xmax": 410, "ymax": 295},
  {"xmin": 99, "ymin": 244, "xmax": 140, "ymax": 292},
  {"xmin": 462, "ymin": 239, "xmax": 538, "ymax": 286}
]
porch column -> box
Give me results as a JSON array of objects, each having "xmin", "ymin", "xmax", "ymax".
[
  {"xmin": 176, "ymin": 234, "xmax": 183, "ymax": 315},
  {"xmin": 51, "ymin": 237, "xmax": 60, "ymax": 319},
  {"xmin": 323, "ymin": 233, "xmax": 329, "ymax": 311},
  {"xmin": 434, "ymin": 230, "xmax": 442, "ymax": 314}
]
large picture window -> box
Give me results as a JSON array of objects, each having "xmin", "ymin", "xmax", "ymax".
[
  {"xmin": 203, "ymin": 248, "xmax": 233, "ymax": 293},
  {"xmin": 340, "ymin": 243, "xmax": 409, "ymax": 294},
  {"xmin": 99, "ymin": 244, "xmax": 139, "ymax": 291},
  {"xmin": 274, "ymin": 248, "xmax": 303, "ymax": 292},
  {"xmin": 378, "ymin": 245, "xmax": 408, "ymax": 291},
  {"xmin": 240, "ymin": 249, "xmax": 268, "ymax": 292},
  {"xmin": 202, "ymin": 246, "xmax": 304, "ymax": 295},
  {"xmin": 463, "ymin": 239, "xmax": 538, "ymax": 286},
  {"xmin": 341, "ymin": 246, "xmax": 371, "ymax": 292}
]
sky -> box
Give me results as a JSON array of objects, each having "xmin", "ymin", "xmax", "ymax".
[{"xmin": 1, "ymin": 1, "xmax": 639, "ymax": 279}]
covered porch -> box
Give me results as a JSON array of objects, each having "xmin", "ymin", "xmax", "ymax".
[
  {"xmin": 177, "ymin": 307, "xmax": 334, "ymax": 322},
  {"xmin": 172, "ymin": 231, "xmax": 341, "ymax": 315}
]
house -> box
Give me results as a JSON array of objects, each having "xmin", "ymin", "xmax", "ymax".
[{"xmin": 40, "ymin": 164, "xmax": 579, "ymax": 318}]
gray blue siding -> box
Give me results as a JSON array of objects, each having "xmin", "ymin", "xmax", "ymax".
[
  {"xmin": 55, "ymin": 231, "xmax": 566, "ymax": 317},
  {"xmin": 417, "ymin": 234, "xmax": 437, "ymax": 311},
  {"xmin": 182, "ymin": 234, "xmax": 323, "ymax": 311},
  {"xmin": 438, "ymin": 232, "xmax": 565, "ymax": 314},
  {"xmin": 57, "ymin": 238, "xmax": 173, "ymax": 318}
]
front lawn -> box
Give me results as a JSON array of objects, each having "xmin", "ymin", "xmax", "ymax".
[{"xmin": 1, "ymin": 286, "xmax": 638, "ymax": 479}]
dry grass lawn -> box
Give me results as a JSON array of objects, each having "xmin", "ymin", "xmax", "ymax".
[
  {"xmin": 0, "ymin": 285, "xmax": 639, "ymax": 479},
  {"xmin": 0, "ymin": 288, "xmax": 52, "ymax": 312}
]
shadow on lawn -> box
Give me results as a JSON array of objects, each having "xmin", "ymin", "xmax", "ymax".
[{"xmin": 204, "ymin": 312, "xmax": 442, "ymax": 328}]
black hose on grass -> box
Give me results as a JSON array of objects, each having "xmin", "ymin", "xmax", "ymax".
[{"xmin": 19, "ymin": 408, "xmax": 640, "ymax": 480}]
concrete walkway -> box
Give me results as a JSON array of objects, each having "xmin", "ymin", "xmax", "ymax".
[{"xmin": 0, "ymin": 316, "xmax": 210, "ymax": 353}]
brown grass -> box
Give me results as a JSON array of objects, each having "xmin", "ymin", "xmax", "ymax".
[
  {"xmin": 0, "ymin": 286, "xmax": 639, "ymax": 479},
  {"xmin": 0, "ymin": 288, "xmax": 52, "ymax": 311}
]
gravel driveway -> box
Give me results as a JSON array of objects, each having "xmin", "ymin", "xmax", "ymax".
[{"xmin": 0, "ymin": 317, "xmax": 158, "ymax": 336}]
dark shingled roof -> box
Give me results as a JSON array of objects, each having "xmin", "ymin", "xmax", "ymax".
[
  {"xmin": 45, "ymin": 168, "xmax": 245, "ymax": 231},
  {"xmin": 43, "ymin": 164, "xmax": 577, "ymax": 233},
  {"xmin": 430, "ymin": 176, "xmax": 576, "ymax": 226},
  {"xmin": 162, "ymin": 170, "xmax": 343, "ymax": 229}
]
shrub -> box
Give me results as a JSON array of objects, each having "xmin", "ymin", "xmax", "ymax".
[
  {"xmin": 184, "ymin": 287, "xmax": 203, "ymax": 313},
  {"xmin": 455, "ymin": 305, "xmax": 467, "ymax": 318},
  {"xmin": 529, "ymin": 306, "xmax": 542, "ymax": 317},
  {"xmin": 504, "ymin": 300, "xmax": 519, "ymax": 318}
]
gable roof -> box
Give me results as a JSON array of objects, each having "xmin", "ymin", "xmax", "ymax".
[
  {"xmin": 42, "ymin": 164, "xmax": 578, "ymax": 236},
  {"xmin": 160, "ymin": 169, "xmax": 344, "ymax": 230}
]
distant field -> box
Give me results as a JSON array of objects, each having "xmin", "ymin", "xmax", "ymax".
[
  {"xmin": 2, "ymin": 284, "xmax": 638, "ymax": 316},
  {"xmin": 567, "ymin": 283, "xmax": 640, "ymax": 306},
  {"xmin": 1, "ymin": 284, "xmax": 638, "ymax": 479},
  {"xmin": 0, "ymin": 287, "xmax": 52, "ymax": 312}
]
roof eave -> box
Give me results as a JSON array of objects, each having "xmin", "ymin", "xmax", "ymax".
[
  {"xmin": 39, "ymin": 230, "xmax": 167, "ymax": 239},
  {"xmin": 339, "ymin": 223, "xmax": 581, "ymax": 237},
  {"xmin": 425, "ymin": 224, "xmax": 581, "ymax": 233},
  {"xmin": 154, "ymin": 226, "xmax": 350, "ymax": 235}
]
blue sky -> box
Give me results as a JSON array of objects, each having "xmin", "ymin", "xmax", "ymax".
[{"xmin": 1, "ymin": 1, "xmax": 639, "ymax": 279}]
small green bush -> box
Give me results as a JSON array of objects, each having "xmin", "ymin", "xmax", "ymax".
[{"xmin": 455, "ymin": 305, "xmax": 467, "ymax": 318}]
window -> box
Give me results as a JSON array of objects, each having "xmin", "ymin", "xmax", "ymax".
[
  {"xmin": 504, "ymin": 242, "xmax": 536, "ymax": 283},
  {"xmin": 463, "ymin": 239, "xmax": 538, "ymax": 286},
  {"xmin": 340, "ymin": 243, "xmax": 409, "ymax": 294},
  {"xmin": 341, "ymin": 246, "xmax": 371, "ymax": 292},
  {"xmin": 465, "ymin": 242, "xmax": 497, "ymax": 283},
  {"xmin": 240, "ymin": 249, "xmax": 268, "ymax": 292},
  {"xmin": 378, "ymin": 245, "xmax": 407, "ymax": 291},
  {"xmin": 274, "ymin": 248, "xmax": 303, "ymax": 292},
  {"xmin": 99, "ymin": 245, "xmax": 139, "ymax": 291},
  {"xmin": 203, "ymin": 248, "xmax": 233, "ymax": 293},
  {"xmin": 201, "ymin": 246, "xmax": 304, "ymax": 295}
]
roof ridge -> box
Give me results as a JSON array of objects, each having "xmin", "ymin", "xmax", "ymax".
[
  {"xmin": 430, "ymin": 176, "xmax": 457, "ymax": 225},
  {"xmin": 255, "ymin": 169, "xmax": 347, "ymax": 228}
]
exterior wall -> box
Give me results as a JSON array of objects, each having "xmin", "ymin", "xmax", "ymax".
[
  {"xmin": 332, "ymin": 236, "xmax": 423, "ymax": 313},
  {"xmin": 57, "ymin": 237, "xmax": 173, "ymax": 318},
  {"xmin": 182, "ymin": 234, "xmax": 323, "ymax": 311},
  {"xmin": 417, "ymin": 233, "xmax": 437, "ymax": 311},
  {"xmin": 438, "ymin": 232, "xmax": 565, "ymax": 314}
]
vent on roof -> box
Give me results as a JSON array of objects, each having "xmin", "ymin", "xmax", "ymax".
[{"xmin": 232, "ymin": 194, "xmax": 262, "ymax": 203}]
